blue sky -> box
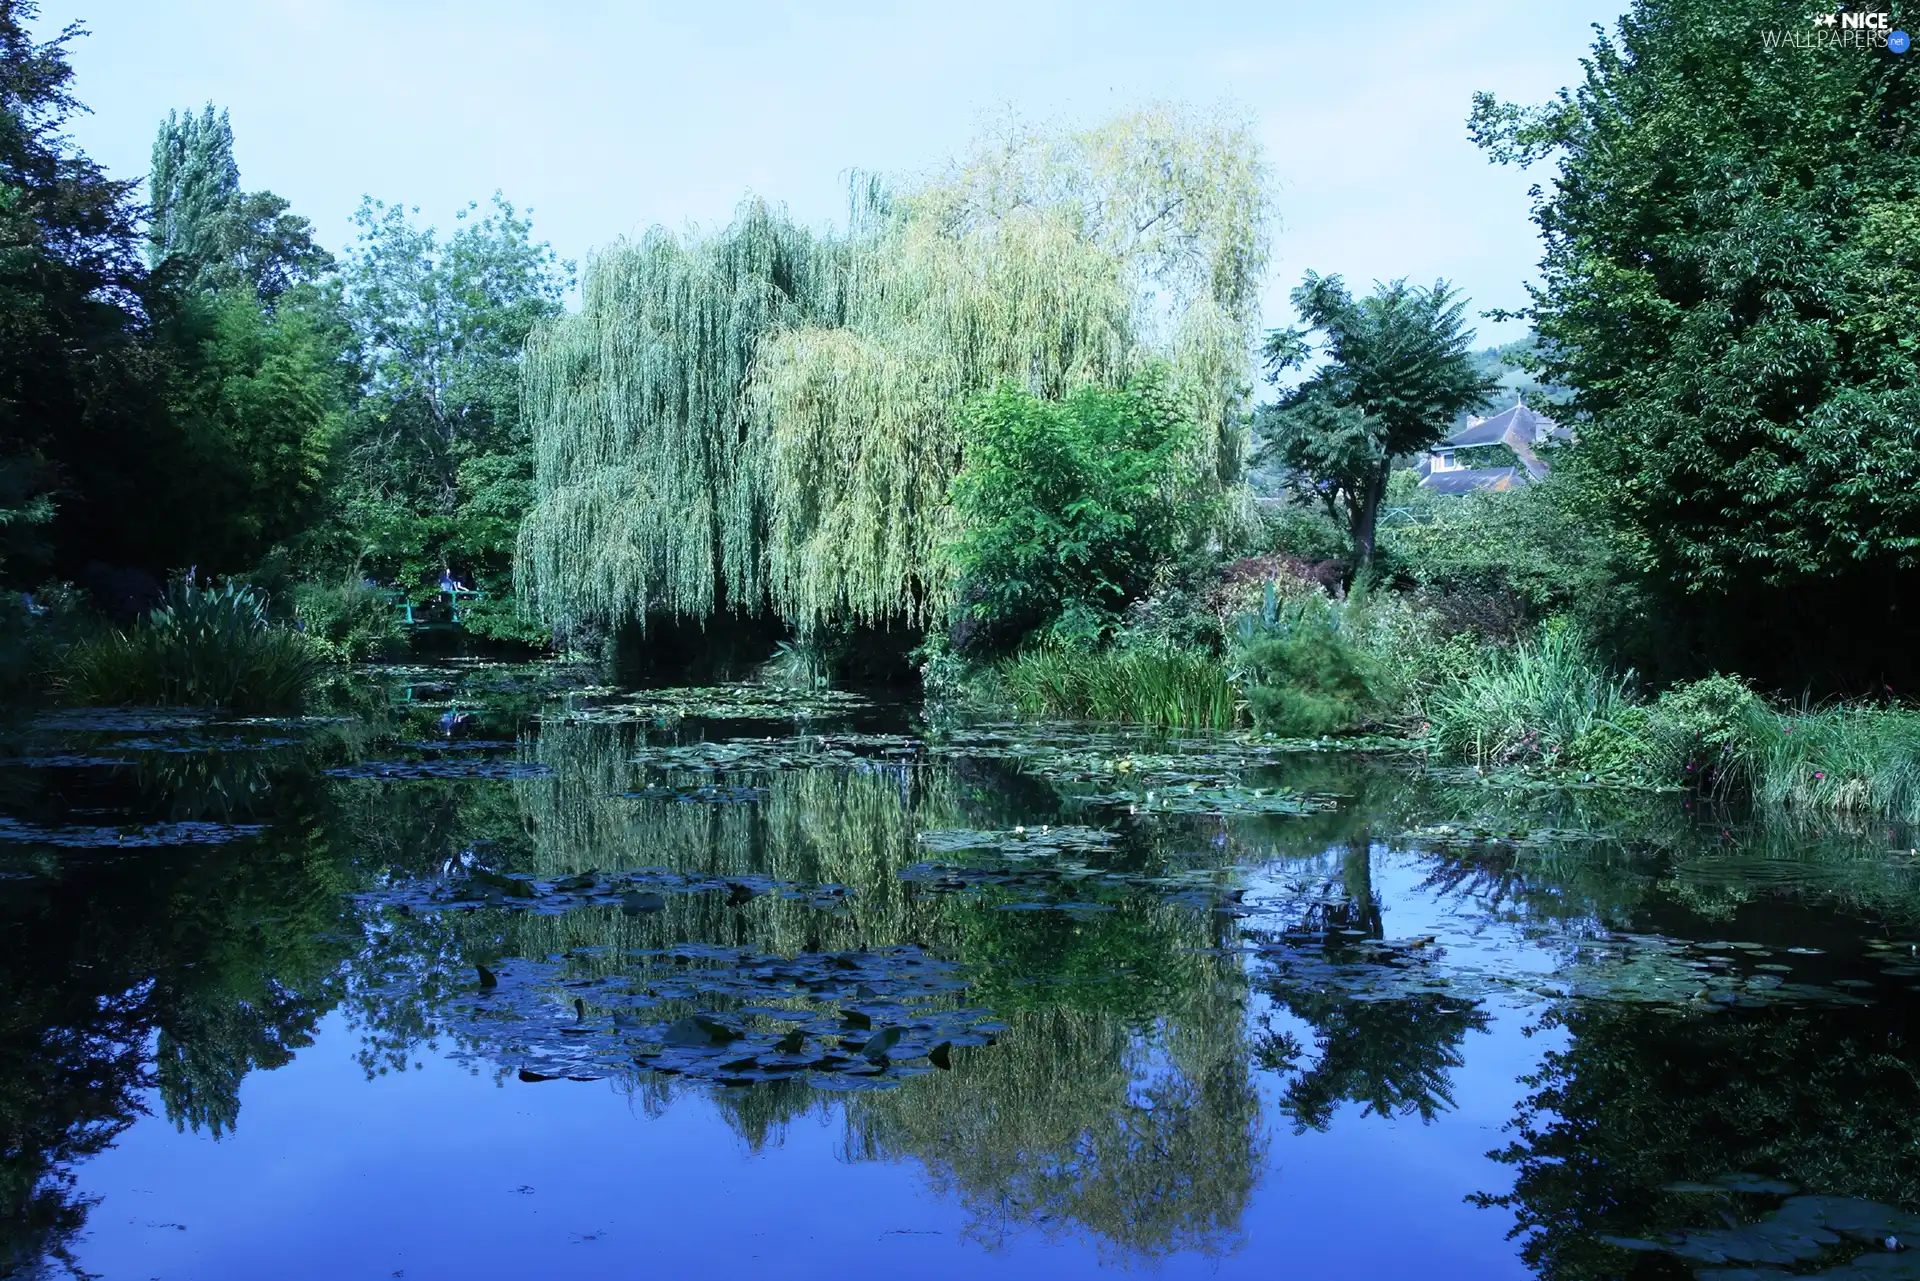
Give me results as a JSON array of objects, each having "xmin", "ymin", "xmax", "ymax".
[{"xmin": 44, "ymin": 0, "xmax": 1615, "ymax": 348}]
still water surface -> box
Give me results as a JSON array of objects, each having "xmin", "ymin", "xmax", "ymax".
[{"xmin": 5, "ymin": 662, "xmax": 1920, "ymax": 1279}]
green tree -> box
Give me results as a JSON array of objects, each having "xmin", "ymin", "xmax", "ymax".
[
  {"xmin": 947, "ymin": 373, "xmax": 1206, "ymax": 654},
  {"xmin": 145, "ymin": 105, "xmax": 344, "ymax": 575},
  {"xmin": 518, "ymin": 109, "xmax": 1270, "ymax": 638},
  {"xmin": 160, "ymin": 290, "xmax": 344, "ymax": 570},
  {"xmin": 318, "ymin": 194, "xmax": 568, "ymax": 642},
  {"xmin": 0, "ymin": 0, "xmax": 177, "ymax": 582},
  {"xmin": 1256, "ymin": 273, "xmax": 1498, "ymax": 572},
  {"xmin": 1469, "ymin": 0, "xmax": 1920, "ymax": 687},
  {"xmin": 149, "ymin": 105, "xmax": 331, "ymax": 302},
  {"xmin": 149, "ymin": 106, "xmax": 237, "ymax": 273}
]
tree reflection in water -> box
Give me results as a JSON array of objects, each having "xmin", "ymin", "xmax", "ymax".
[
  {"xmin": 1474, "ymin": 1000, "xmax": 1920, "ymax": 1281},
  {"xmin": 15, "ymin": 677, "xmax": 1920, "ymax": 1278}
]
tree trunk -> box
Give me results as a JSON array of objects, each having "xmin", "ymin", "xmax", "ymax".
[{"xmin": 1349, "ymin": 460, "xmax": 1391, "ymax": 575}]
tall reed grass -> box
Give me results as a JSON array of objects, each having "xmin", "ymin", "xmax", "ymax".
[
  {"xmin": 998, "ymin": 645, "xmax": 1242, "ymax": 729},
  {"xmin": 1745, "ymin": 704, "xmax": 1920, "ymax": 825},
  {"xmin": 62, "ymin": 577, "xmax": 320, "ymax": 712},
  {"xmin": 1423, "ymin": 624, "xmax": 1634, "ymax": 766},
  {"xmin": 1423, "ymin": 628, "xmax": 1920, "ymax": 824}
]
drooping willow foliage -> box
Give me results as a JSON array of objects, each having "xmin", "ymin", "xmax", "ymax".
[
  {"xmin": 519, "ymin": 106, "xmax": 1271, "ymax": 635},
  {"xmin": 516, "ymin": 203, "xmax": 848, "ymax": 631}
]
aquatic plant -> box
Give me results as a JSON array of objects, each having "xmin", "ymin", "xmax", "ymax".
[
  {"xmin": 60, "ymin": 577, "xmax": 320, "ymax": 713},
  {"xmin": 1423, "ymin": 623, "xmax": 1633, "ymax": 767},
  {"xmin": 996, "ymin": 644, "xmax": 1242, "ymax": 729}
]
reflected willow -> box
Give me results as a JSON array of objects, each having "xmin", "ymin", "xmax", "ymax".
[{"xmin": 844, "ymin": 997, "xmax": 1264, "ymax": 1261}]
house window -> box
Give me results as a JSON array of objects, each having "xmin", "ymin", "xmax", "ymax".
[{"xmin": 1438, "ymin": 451, "xmax": 1455, "ymax": 470}]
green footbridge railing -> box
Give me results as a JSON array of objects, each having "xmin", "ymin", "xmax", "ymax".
[{"xmin": 385, "ymin": 584, "xmax": 483, "ymax": 631}]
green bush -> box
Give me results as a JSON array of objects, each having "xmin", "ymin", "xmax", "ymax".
[
  {"xmin": 291, "ymin": 577, "xmax": 405, "ymax": 661},
  {"xmin": 947, "ymin": 372, "xmax": 1211, "ymax": 656},
  {"xmin": 1630, "ymin": 674, "xmax": 1771, "ymax": 794},
  {"xmin": 1424, "ymin": 623, "xmax": 1634, "ymax": 767},
  {"xmin": 1254, "ymin": 499, "xmax": 1351, "ymax": 565},
  {"xmin": 0, "ymin": 584, "xmax": 87, "ymax": 710},
  {"xmin": 1234, "ymin": 590, "xmax": 1385, "ymax": 736},
  {"xmin": 62, "ymin": 577, "xmax": 320, "ymax": 712},
  {"xmin": 1379, "ymin": 476, "xmax": 1627, "ymax": 644},
  {"xmin": 998, "ymin": 644, "xmax": 1241, "ymax": 729}
]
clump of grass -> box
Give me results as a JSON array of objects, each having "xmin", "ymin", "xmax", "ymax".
[
  {"xmin": 999, "ymin": 644, "xmax": 1241, "ymax": 728},
  {"xmin": 1746, "ymin": 703, "xmax": 1920, "ymax": 824},
  {"xmin": 762, "ymin": 632, "xmax": 833, "ymax": 690},
  {"xmin": 1424, "ymin": 623, "xmax": 1634, "ymax": 767},
  {"xmin": 62, "ymin": 576, "xmax": 320, "ymax": 712}
]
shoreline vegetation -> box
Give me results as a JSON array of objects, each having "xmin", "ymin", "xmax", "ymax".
[
  {"xmin": 957, "ymin": 599, "xmax": 1920, "ymax": 827},
  {"xmin": 5, "ymin": 1, "xmax": 1919, "ymax": 828}
]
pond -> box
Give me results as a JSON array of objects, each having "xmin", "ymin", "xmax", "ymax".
[{"xmin": 5, "ymin": 661, "xmax": 1920, "ymax": 1279}]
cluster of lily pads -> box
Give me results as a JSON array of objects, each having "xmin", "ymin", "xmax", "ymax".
[
  {"xmin": 903, "ymin": 825, "xmax": 1254, "ymax": 915},
  {"xmin": 324, "ymin": 758, "xmax": 554, "ymax": 781},
  {"xmin": 0, "ymin": 815, "xmax": 268, "ymax": 849},
  {"xmin": 926, "ymin": 726, "xmax": 1341, "ymax": 816},
  {"xmin": 1249, "ymin": 925, "xmax": 1488, "ymax": 1003},
  {"xmin": 1602, "ymin": 1175, "xmax": 1920, "ymax": 1277},
  {"xmin": 1396, "ymin": 821, "xmax": 1617, "ymax": 854},
  {"xmin": 358, "ymin": 861, "xmax": 852, "ymax": 915},
  {"xmin": 626, "ymin": 732, "xmax": 923, "ymax": 773},
  {"xmin": 1239, "ymin": 907, "xmax": 1916, "ymax": 1015},
  {"xmin": 380, "ymin": 942, "xmax": 1002, "ymax": 1090},
  {"xmin": 547, "ymin": 685, "xmax": 873, "ymax": 727}
]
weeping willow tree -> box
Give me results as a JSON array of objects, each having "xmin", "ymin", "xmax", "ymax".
[
  {"xmin": 516, "ymin": 203, "xmax": 848, "ymax": 633},
  {"xmin": 519, "ymin": 105, "xmax": 1271, "ymax": 636}
]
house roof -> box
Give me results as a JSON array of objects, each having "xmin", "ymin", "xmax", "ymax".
[
  {"xmin": 1420, "ymin": 466, "xmax": 1525, "ymax": 495},
  {"xmin": 1445, "ymin": 402, "xmax": 1563, "ymax": 449}
]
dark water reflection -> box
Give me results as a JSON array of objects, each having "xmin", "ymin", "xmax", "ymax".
[{"xmin": 4, "ymin": 662, "xmax": 1920, "ymax": 1278}]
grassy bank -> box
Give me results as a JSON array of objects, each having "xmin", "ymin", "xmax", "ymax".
[{"xmin": 1421, "ymin": 634, "xmax": 1920, "ymax": 823}]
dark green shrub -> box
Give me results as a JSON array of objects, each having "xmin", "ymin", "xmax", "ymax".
[
  {"xmin": 1255, "ymin": 500, "xmax": 1351, "ymax": 566},
  {"xmin": 1235, "ymin": 590, "xmax": 1383, "ymax": 736},
  {"xmin": 62, "ymin": 577, "xmax": 319, "ymax": 712},
  {"xmin": 0, "ymin": 584, "xmax": 87, "ymax": 710},
  {"xmin": 292, "ymin": 577, "xmax": 406, "ymax": 661},
  {"xmin": 1380, "ymin": 478, "xmax": 1628, "ymax": 645},
  {"xmin": 1633, "ymin": 674, "xmax": 1769, "ymax": 793}
]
